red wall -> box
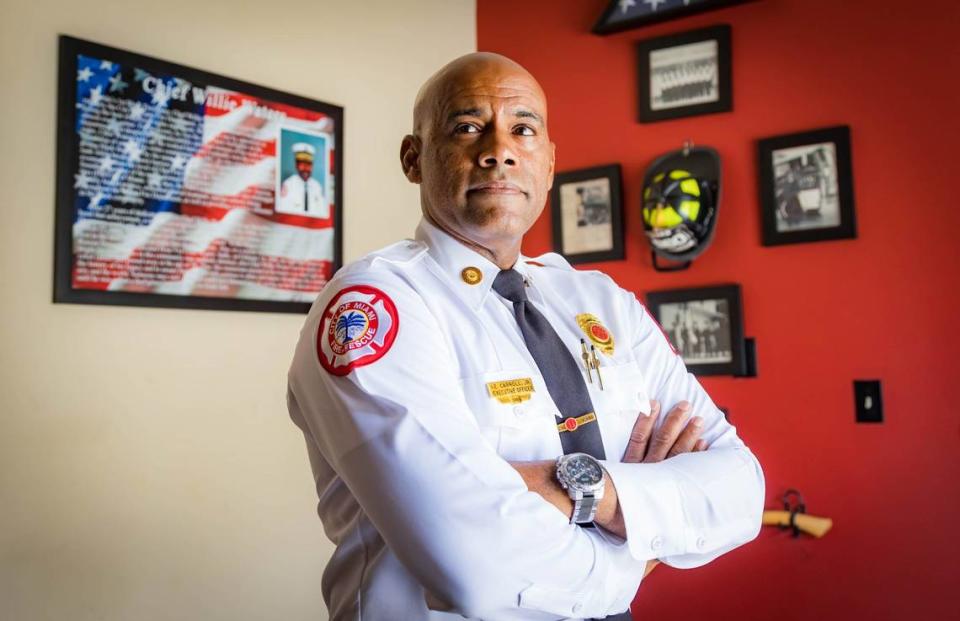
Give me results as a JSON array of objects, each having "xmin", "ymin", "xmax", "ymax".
[{"xmin": 478, "ymin": 1, "xmax": 960, "ymax": 619}]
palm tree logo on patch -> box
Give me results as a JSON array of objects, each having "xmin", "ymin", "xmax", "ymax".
[{"xmin": 336, "ymin": 311, "xmax": 369, "ymax": 344}]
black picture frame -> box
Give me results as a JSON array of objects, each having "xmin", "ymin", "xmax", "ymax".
[
  {"xmin": 757, "ymin": 125, "xmax": 857, "ymax": 246},
  {"xmin": 636, "ymin": 24, "xmax": 732, "ymax": 123},
  {"xmin": 593, "ymin": 0, "xmax": 755, "ymax": 35},
  {"xmin": 646, "ymin": 284, "xmax": 746, "ymax": 376},
  {"xmin": 55, "ymin": 35, "xmax": 344, "ymax": 313},
  {"xmin": 550, "ymin": 164, "xmax": 624, "ymax": 264}
]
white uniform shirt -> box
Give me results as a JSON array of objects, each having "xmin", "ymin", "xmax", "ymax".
[
  {"xmin": 287, "ymin": 219, "xmax": 764, "ymax": 621},
  {"xmin": 278, "ymin": 174, "xmax": 328, "ymax": 218}
]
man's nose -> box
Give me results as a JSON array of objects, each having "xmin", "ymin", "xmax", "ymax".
[{"xmin": 477, "ymin": 129, "xmax": 517, "ymax": 168}]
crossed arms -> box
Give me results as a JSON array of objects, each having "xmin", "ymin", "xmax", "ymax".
[
  {"xmin": 512, "ymin": 398, "xmax": 711, "ymax": 578},
  {"xmin": 289, "ymin": 275, "xmax": 764, "ymax": 619}
]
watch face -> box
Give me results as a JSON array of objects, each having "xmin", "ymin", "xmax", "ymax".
[{"xmin": 563, "ymin": 455, "xmax": 603, "ymax": 488}]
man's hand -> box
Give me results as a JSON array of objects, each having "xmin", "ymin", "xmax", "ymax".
[{"xmin": 623, "ymin": 399, "xmax": 708, "ymax": 463}]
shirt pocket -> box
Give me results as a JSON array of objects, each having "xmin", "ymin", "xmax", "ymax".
[
  {"xmin": 589, "ymin": 360, "xmax": 652, "ymax": 462},
  {"xmin": 458, "ymin": 369, "xmax": 563, "ymax": 461}
]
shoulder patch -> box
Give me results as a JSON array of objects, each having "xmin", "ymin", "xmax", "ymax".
[{"xmin": 317, "ymin": 285, "xmax": 399, "ymax": 376}]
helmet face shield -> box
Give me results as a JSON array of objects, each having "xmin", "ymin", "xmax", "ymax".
[
  {"xmin": 647, "ymin": 222, "xmax": 697, "ymax": 254},
  {"xmin": 641, "ymin": 146, "xmax": 721, "ymax": 265}
]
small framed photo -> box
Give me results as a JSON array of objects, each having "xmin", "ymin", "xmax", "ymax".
[
  {"xmin": 757, "ymin": 125, "xmax": 857, "ymax": 246},
  {"xmin": 550, "ymin": 164, "xmax": 624, "ymax": 264},
  {"xmin": 646, "ymin": 284, "xmax": 746, "ymax": 377},
  {"xmin": 636, "ymin": 25, "xmax": 732, "ymax": 123}
]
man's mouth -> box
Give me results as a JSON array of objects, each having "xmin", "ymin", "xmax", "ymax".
[{"xmin": 467, "ymin": 182, "xmax": 525, "ymax": 196}]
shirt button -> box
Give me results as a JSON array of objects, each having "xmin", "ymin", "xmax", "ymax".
[
  {"xmin": 513, "ymin": 405, "xmax": 526, "ymax": 416},
  {"xmin": 696, "ymin": 536, "xmax": 706, "ymax": 550},
  {"xmin": 650, "ymin": 536, "xmax": 663, "ymax": 551}
]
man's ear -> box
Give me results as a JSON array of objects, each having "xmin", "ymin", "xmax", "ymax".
[
  {"xmin": 546, "ymin": 141, "xmax": 556, "ymax": 191},
  {"xmin": 400, "ymin": 135, "xmax": 422, "ymax": 184}
]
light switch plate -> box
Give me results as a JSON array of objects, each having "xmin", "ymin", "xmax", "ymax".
[{"xmin": 854, "ymin": 380, "xmax": 883, "ymax": 423}]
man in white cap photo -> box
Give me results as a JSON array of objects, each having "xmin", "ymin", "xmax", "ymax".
[{"xmin": 277, "ymin": 141, "xmax": 328, "ymax": 218}]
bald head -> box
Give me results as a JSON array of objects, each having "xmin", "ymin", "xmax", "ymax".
[
  {"xmin": 412, "ymin": 52, "xmax": 548, "ymax": 136},
  {"xmin": 400, "ymin": 52, "xmax": 555, "ymax": 269}
]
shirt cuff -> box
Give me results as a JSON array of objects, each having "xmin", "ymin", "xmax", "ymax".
[{"xmin": 601, "ymin": 460, "xmax": 696, "ymax": 561}]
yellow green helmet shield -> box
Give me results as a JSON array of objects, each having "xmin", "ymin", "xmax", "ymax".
[{"xmin": 641, "ymin": 145, "xmax": 721, "ymax": 267}]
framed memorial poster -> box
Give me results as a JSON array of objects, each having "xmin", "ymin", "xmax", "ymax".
[{"xmin": 54, "ymin": 36, "xmax": 343, "ymax": 313}]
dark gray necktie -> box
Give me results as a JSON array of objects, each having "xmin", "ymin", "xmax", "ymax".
[
  {"xmin": 303, "ymin": 181, "xmax": 309, "ymax": 212},
  {"xmin": 494, "ymin": 269, "xmax": 628, "ymax": 621},
  {"xmin": 492, "ymin": 269, "xmax": 605, "ymax": 460}
]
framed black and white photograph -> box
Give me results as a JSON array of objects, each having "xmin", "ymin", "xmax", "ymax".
[
  {"xmin": 593, "ymin": 0, "xmax": 755, "ymax": 35},
  {"xmin": 55, "ymin": 36, "xmax": 343, "ymax": 314},
  {"xmin": 636, "ymin": 25, "xmax": 732, "ymax": 123},
  {"xmin": 550, "ymin": 164, "xmax": 624, "ymax": 264},
  {"xmin": 757, "ymin": 125, "xmax": 856, "ymax": 246},
  {"xmin": 646, "ymin": 284, "xmax": 746, "ymax": 376}
]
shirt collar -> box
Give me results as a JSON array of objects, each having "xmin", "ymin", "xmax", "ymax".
[{"xmin": 414, "ymin": 218, "xmax": 540, "ymax": 310}]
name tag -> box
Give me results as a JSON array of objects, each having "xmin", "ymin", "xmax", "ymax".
[{"xmin": 486, "ymin": 378, "xmax": 535, "ymax": 404}]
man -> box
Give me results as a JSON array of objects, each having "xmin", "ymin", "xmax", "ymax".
[
  {"xmin": 277, "ymin": 142, "xmax": 328, "ymax": 218},
  {"xmin": 287, "ymin": 53, "xmax": 764, "ymax": 620}
]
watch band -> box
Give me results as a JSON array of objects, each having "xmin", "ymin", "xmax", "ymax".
[
  {"xmin": 571, "ymin": 492, "xmax": 600, "ymax": 524},
  {"xmin": 570, "ymin": 494, "xmax": 600, "ymax": 524}
]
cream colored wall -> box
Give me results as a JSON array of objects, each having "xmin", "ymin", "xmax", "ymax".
[{"xmin": 0, "ymin": 1, "xmax": 475, "ymax": 619}]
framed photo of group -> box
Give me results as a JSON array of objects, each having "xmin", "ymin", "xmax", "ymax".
[
  {"xmin": 757, "ymin": 125, "xmax": 857, "ymax": 246},
  {"xmin": 54, "ymin": 35, "xmax": 343, "ymax": 313},
  {"xmin": 550, "ymin": 164, "xmax": 624, "ymax": 264},
  {"xmin": 636, "ymin": 24, "xmax": 732, "ymax": 123},
  {"xmin": 646, "ymin": 284, "xmax": 746, "ymax": 377}
]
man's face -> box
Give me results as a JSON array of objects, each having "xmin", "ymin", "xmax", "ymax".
[
  {"xmin": 405, "ymin": 58, "xmax": 555, "ymax": 252},
  {"xmin": 296, "ymin": 160, "xmax": 312, "ymax": 180}
]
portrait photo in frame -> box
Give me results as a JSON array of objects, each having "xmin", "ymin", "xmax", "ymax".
[
  {"xmin": 757, "ymin": 125, "xmax": 857, "ymax": 246},
  {"xmin": 646, "ymin": 284, "xmax": 746, "ymax": 377},
  {"xmin": 550, "ymin": 164, "xmax": 624, "ymax": 264},
  {"xmin": 636, "ymin": 24, "xmax": 732, "ymax": 123}
]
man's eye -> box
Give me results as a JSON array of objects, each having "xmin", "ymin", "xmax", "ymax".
[
  {"xmin": 514, "ymin": 125, "xmax": 535, "ymax": 136},
  {"xmin": 454, "ymin": 123, "xmax": 480, "ymax": 134}
]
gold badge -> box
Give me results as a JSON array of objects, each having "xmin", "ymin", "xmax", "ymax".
[
  {"xmin": 461, "ymin": 266, "xmax": 483, "ymax": 285},
  {"xmin": 576, "ymin": 313, "xmax": 614, "ymax": 356},
  {"xmin": 486, "ymin": 378, "xmax": 535, "ymax": 404}
]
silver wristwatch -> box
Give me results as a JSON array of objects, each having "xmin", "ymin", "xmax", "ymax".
[{"xmin": 555, "ymin": 452, "xmax": 605, "ymax": 524}]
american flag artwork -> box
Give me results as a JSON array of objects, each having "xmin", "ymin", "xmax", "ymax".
[{"xmin": 57, "ymin": 37, "xmax": 343, "ymax": 312}]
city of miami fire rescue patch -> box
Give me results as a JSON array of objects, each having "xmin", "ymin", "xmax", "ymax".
[{"xmin": 317, "ymin": 285, "xmax": 398, "ymax": 376}]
